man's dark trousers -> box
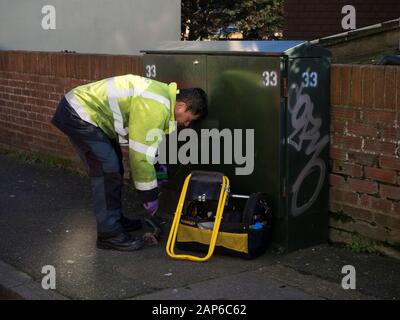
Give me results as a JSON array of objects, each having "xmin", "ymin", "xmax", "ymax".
[{"xmin": 52, "ymin": 96, "xmax": 125, "ymax": 237}]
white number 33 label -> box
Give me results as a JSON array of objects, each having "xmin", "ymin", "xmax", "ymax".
[
  {"xmin": 262, "ymin": 71, "xmax": 278, "ymax": 87},
  {"xmin": 145, "ymin": 65, "xmax": 157, "ymax": 78},
  {"xmin": 302, "ymin": 71, "xmax": 318, "ymax": 87}
]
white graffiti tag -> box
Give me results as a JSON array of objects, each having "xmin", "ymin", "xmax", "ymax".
[{"xmin": 288, "ymin": 83, "xmax": 329, "ymax": 216}]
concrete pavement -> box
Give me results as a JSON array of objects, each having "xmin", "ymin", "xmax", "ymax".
[{"xmin": 0, "ymin": 152, "xmax": 399, "ymax": 300}]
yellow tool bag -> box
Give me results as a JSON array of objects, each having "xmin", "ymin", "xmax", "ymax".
[{"xmin": 166, "ymin": 171, "xmax": 272, "ymax": 262}]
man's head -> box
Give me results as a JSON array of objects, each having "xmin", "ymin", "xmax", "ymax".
[{"xmin": 174, "ymin": 88, "xmax": 208, "ymax": 128}]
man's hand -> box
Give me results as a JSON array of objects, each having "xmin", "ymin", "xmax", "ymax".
[
  {"xmin": 143, "ymin": 199, "xmax": 159, "ymax": 216},
  {"xmin": 143, "ymin": 199, "xmax": 164, "ymax": 245}
]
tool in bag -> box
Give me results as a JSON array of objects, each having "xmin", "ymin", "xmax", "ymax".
[{"xmin": 166, "ymin": 171, "xmax": 272, "ymax": 262}]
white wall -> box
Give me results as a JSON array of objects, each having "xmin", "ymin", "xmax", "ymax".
[{"xmin": 0, "ymin": 0, "xmax": 180, "ymax": 55}]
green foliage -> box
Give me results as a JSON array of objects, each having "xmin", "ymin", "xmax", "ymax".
[
  {"xmin": 1, "ymin": 148, "xmax": 74, "ymax": 170},
  {"xmin": 330, "ymin": 211, "xmax": 354, "ymax": 223},
  {"xmin": 231, "ymin": 0, "xmax": 284, "ymax": 39},
  {"xmin": 350, "ymin": 233, "xmax": 377, "ymax": 254},
  {"xmin": 181, "ymin": 0, "xmax": 228, "ymax": 40},
  {"xmin": 14, "ymin": 151, "xmax": 40, "ymax": 164},
  {"xmin": 181, "ymin": 0, "xmax": 283, "ymax": 40}
]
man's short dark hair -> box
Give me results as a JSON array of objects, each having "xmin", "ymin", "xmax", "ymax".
[{"xmin": 176, "ymin": 88, "xmax": 208, "ymax": 119}]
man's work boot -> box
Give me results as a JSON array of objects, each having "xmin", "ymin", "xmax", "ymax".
[
  {"xmin": 97, "ymin": 232, "xmax": 144, "ymax": 251},
  {"xmin": 119, "ymin": 215, "xmax": 142, "ymax": 232}
]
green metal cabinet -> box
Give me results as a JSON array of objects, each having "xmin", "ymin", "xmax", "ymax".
[{"xmin": 142, "ymin": 41, "xmax": 331, "ymax": 252}]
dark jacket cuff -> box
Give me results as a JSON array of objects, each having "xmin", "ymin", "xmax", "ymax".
[{"xmin": 137, "ymin": 187, "xmax": 159, "ymax": 203}]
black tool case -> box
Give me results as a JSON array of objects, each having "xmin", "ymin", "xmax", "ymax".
[{"xmin": 175, "ymin": 171, "xmax": 273, "ymax": 259}]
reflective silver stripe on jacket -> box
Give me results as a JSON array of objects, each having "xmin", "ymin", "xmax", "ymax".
[
  {"xmin": 105, "ymin": 78, "xmax": 170, "ymax": 144},
  {"xmin": 68, "ymin": 79, "xmax": 171, "ymax": 144},
  {"xmin": 139, "ymin": 90, "xmax": 170, "ymax": 110},
  {"xmin": 129, "ymin": 139, "xmax": 158, "ymax": 158},
  {"xmin": 134, "ymin": 179, "xmax": 158, "ymax": 191},
  {"xmin": 106, "ymin": 78, "xmax": 129, "ymax": 141},
  {"xmin": 65, "ymin": 91, "xmax": 97, "ymax": 126}
]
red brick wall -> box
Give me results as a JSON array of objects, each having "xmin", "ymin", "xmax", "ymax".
[
  {"xmin": 330, "ymin": 64, "xmax": 400, "ymax": 250},
  {"xmin": 284, "ymin": 0, "xmax": 400, "ymax": 40},
  {"xmin": 0, "ymin": 51, "xmax": 143, "ymax": 166}
]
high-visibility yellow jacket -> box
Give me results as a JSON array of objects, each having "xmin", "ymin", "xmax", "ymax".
[{"xmin": 65, "ymin": 74, "xmax": 177, "ymax": 195}]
